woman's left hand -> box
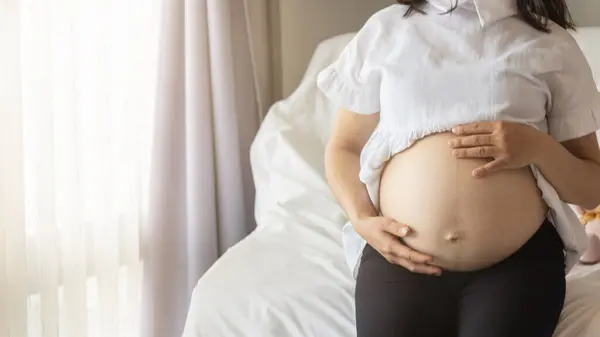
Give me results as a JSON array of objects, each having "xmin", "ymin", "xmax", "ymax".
[{"xmin": 448, "ymin": 121, "xmax": 546, "ymax": 178}]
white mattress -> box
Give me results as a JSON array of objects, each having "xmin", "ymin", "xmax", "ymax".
[{"xmin": 182, "ymin": 29, "xmax": 600, "ymax": 337}]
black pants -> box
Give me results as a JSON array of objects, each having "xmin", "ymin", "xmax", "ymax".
[{"xmin": 355, "ymin": 219, "xmax": 566, "ymax": 337}]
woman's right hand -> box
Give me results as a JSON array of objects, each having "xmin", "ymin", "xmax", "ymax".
[{"xmin": 354, "ymin": 217, "xmax": 442, "ymax": 276}]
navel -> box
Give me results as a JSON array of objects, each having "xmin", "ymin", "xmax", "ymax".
[{"xmin": 445, "ymin": 231, "xmax": 463, "ymax": 244}]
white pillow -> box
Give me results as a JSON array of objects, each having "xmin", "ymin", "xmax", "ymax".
[
  {"xmin": 250, "ymin": 34, "xmax": 354, "ymax": 229},
  {"xmin": 302, "ymin": 33, "xmax": 356, "ymax": 86}
]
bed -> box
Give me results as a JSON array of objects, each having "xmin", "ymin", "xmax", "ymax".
[{"xmin": 181, "ymin": 28, "xmax": 600, "ymax": 337}]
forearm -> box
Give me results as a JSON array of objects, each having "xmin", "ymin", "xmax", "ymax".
[
  {"xmin": 534, "ymin": 133, "xmax": 600, "ymax": 209},
  {"xmin": 324, "ymin": 145, "xmax": 377, "ymax": 223}
]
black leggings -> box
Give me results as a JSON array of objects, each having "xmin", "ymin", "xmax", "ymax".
[{"xmin": 355, "ymin": 219, "xmax": 566, "ymax": 337}]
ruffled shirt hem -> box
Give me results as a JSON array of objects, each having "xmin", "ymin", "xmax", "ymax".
[{"xmin": 344, "ymin": 126, "xmax": 588, "ymax": 280}]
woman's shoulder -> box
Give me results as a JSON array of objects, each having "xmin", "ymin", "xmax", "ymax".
[
  {"xmin": 370, "ymin": 4, "xmax": 411, "ymax": 20},
  {"xmin": 358, "ymin": 5, "xmax": 413, "ymax": 42},
  {"xmin": 546, "ymin": 22, "xmax": 580, "ymax": 48},
  {"xmin": 364, "ymin": 5, "xmax": 414, "ymax": 29},
  {"xmin": 541, "ymin": 23, "xmax": 589, "ymax": 68},
  {"xmin": 499, "ymin": 19, "xmax": 582, "ymax": 66},
  {"xmin": 518, "ymin": 21, "xmax": 583, "ymax": 55}
]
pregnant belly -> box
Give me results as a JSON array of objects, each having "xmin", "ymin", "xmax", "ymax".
[{"xmin": 379, "ymin": 132, "xmax": 548, "ymax": 271}]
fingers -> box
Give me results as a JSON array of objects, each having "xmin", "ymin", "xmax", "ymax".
[
  {"xmin": 448, "ymin": 134, "xmax": 494, "ymax": 148},
  {"xmin": 452, "ymin": 122, "xmax": 495, "ymax": 135},
  {"xmin": 391, "ymin": 241, "xmax": 433, "ymax": 264},
  {"xmin": 472, "ymin": 159, "xmax": 508, "ymax": 177},
  {"xmin": 378, "ymin": 233, "xmax": 433, "ymax": 264},
  {"xmin": 376, "ymin": 220, "xmax": 441, "ymax": 275},
  {"xmin": 385, "ymin": 250, "xmax": 441, "ymax": 275},
  {"xmin": 381, "ymin": 219, "xmax": 411, "ymax": 237},
  {"xmin": 391, "ymin": 257, "xmax": 443, "ymax": 275},
  {"xmin": 452, "ymin": 146, "xmax": 499, "ymax": 159}
]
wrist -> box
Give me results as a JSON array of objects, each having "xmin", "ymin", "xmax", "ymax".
[{"xmin": 349, "ymin": 209, "xmax": 377, "ymax": 224}]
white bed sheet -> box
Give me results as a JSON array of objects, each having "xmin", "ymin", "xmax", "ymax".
[{"xmin": 182, "ymin": 29, "xmax": 600, "ymax": 337}]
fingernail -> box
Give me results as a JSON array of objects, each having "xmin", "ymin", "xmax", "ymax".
[
  {"xmin": 400, "ymin": 227, "xmax": 409, "ymax": 236},
  {"xmin": 452, "ymin": 127, "xmax": 458, "ymax": 134}
]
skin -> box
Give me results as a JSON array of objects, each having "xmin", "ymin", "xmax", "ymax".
[
  {"xmin": 450, "ymin": 121, "xmax": 600, "ymax": 210},
  {"xmin": 325, "ymin": 109, "xmax": 600, "ymax": 276}
]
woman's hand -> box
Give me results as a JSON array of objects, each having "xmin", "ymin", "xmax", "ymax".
[
  {"xmin": 353, "ymin": 216, "xmax": 442, "ymax": 275},
  {"xmin": 448, "ymin": 121, "xmax": 545, "ymax": 178}
]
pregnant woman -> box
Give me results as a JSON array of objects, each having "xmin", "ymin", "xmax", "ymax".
[{"xmin": 317, "ymin": 1, "xmax": 600, "ymax": 336}]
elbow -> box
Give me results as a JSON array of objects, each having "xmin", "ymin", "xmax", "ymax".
[
  {"xmin": 578, "ymin": 190, "xmax": 600, "ymax": 211},
  {"xmin": 325, "ymin": 142, "xmax": 360, "ymax": 164},
  {"xmin": 326, "ymin": 139, "xmax": 362, "ymax": 158},
  {"xmin": 324, "ymin": 141, "xmax": 360, "ymax": 177},
  {"xmin": 575, "ymin": 165, "xmax": 600, "ymax": 210},
  {"xmin": 584, "ymin": 175, "xmax": 600, "ymax": 210},
  {"xmin": 581, "ymin": 198, "xmax": 600, "ymax": 212},
  {"xmin": 562, "ymin": 188, "xmax": 600, "ymax": 211}
]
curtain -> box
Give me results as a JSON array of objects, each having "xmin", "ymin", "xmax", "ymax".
[
  {"xmin": 0, "ymin": 1, "xmax": 161, "ymax": 336},
  {"xmin": 140, "ymin": 0, "xmax": 272, "ymax": 336}
]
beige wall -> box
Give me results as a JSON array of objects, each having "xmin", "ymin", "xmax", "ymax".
[
  {"xmin": 272, "ymin": 0, "xmax": 600, "ymax": 100},
  {"xmin": 274, "ymin": 0, "xmax": 393, "ymax": 98},
  {"xmin": 570, "ymin": 0, "xmax": 600, "ymax": 27}
]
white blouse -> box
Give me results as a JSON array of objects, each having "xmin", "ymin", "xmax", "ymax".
[{"xmin": 317, "ymin": 0, "xmax": 600, "ymax": 278}]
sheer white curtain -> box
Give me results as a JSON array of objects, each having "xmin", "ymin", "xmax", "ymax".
[
  {"xmin": 142, "ymin": 0, "xmax": 273, "ymax": 336},
  {"xmin": 0, "ymin": 1, "xmax": 161, "ymax": 336}
]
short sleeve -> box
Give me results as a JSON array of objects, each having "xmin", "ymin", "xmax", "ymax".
[
  {"xmin": 316, "ymin": 14, "xmax": 384, "ymax": 115},
  {"xmin": 546, "ymin": 36, "xmax": 600, "ymax": 142}
]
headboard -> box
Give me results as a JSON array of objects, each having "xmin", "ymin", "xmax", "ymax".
[{"xmin": 271, "ymin": 0, "xmax": 600, "ymax": 100}]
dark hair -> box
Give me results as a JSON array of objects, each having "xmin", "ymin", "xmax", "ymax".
[{"xmin": 396, "ymin": 0, "xmax": 575, "ymax": 32}]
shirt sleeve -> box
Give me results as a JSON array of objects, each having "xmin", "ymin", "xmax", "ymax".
[
  {"xmin": 316, "ymin": 14, "xmax": 384, "ymax": 115},
  {"xmin": 546, "ymin": 36, "xmax": 600, "ymax": 142}
]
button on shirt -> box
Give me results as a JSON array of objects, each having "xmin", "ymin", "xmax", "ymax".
[{"xmin": 317, "ymin": 0, "xmax": 600, "ymax": 278}]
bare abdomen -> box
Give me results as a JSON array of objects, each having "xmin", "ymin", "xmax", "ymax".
[{"xmin": 379, "ymin": 132, "xmax": 548, "ymax": 271}]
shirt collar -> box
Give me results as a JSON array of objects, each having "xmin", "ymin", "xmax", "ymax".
[{"xmin": 427, "ymin": 0, "xmax": 518, "ymax": 27}]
